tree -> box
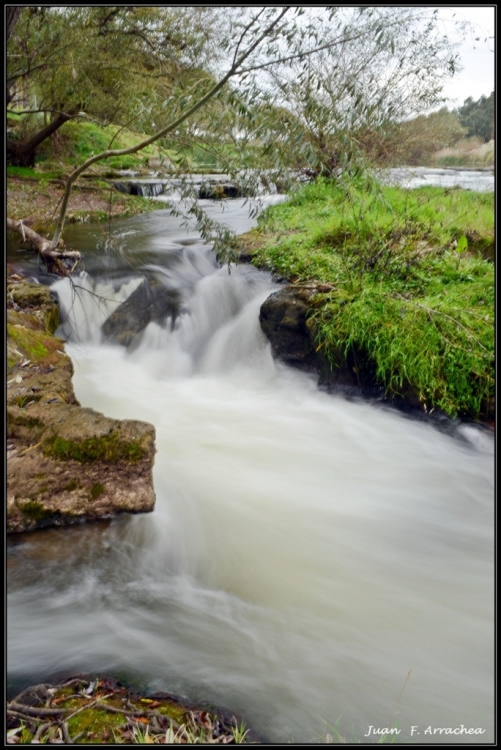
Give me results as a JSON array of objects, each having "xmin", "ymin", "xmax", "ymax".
[
  {"xmin": 6, "ymin": 6, "xmax": 21, "ymax": 42},
  {"xmin": 382, "ymin": 108, "xmax": 466, "ymax": 166},
  {"xmin": 260, "ymin": 7, "xmax": 464, "ymax": 172},
  {"xmin": 456, "ymin": 93, "xmax": 494, "ymax": 142},
  {"xmin": 7, "ymin": 6, "xmax": 465, "ymax": 267},
  {"xmin": 7, "ymin": 6, "xmax": 219, "ymax": 165}
]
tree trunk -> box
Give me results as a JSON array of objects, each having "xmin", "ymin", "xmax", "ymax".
[
  {"xmin": 7, "ymin": 109, "xmax": 79, "ymax": 167},
  {"xmin": 7, "ymin": 7, "xmax": 22, "ymax": 43}
]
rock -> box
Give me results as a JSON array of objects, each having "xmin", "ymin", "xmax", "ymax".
[
  {"xmin": 102, "ymin": 280, "xmax": 179, "ymax": 346},
  {"xmin": 113, "ymin": 181, "xmax": 131, "ymax": 195},
  {"xmin": 198, "ymin": 182, "xmax": 255, "ymax": 200},
  {"xmin": 7, "ymin": 674, "xmax": 260, "ymax": 745},
  {"xmin": 259, "ymin": 286, "xmax": 319, "ymax": 369},
  {"xmin": 7, "ymin": 403, "xmax": 156, "ymax": 533},
  {"xmin": 259, "ymin": 285, "xmax": 386, "ymax": 393},
  {"xmin": 7, "ymin": 279, "xmax": 157, "ymax": 533},
  {"xmin": 113, "ymin": 181, "xmax": 166, "ymax": 197},
  {"xmin": 7, "ymin": 280, "xmax": 60, "ymax": 333}
]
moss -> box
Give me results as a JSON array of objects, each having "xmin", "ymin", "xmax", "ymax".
[
  {"xmin": 44, "ymin": 432, "xmax": 147, "ymax": 463},
  {"xmin": 158, "ymin": 702, "xmax": 187, "ymax": 724},
  {"xmin": 90, "ymin": 482, "xmax": 105, "ymax": 499},
  {"xmin": 43, "ymin": 304, "xmax": 60, "ymax": 335},
  {"xmin": 64, "ymin": 479, "xmax": 80, "ymax": 491},
  {"xmin": 18, "ymin": 500, "xmax": 57, "ymax": 523},
  {"xmin": 7, "ymin": 323, "xmax": 49, "ymax": 360},
  {"xmin": 7, "ymin": 408, "xmax": 44, "ymax": 430},
  {"xmin": 67, "ymin": 708, "xmax": 125, "ymax": 742}
]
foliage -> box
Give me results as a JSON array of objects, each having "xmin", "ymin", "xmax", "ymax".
[
  {"xmin": 54, "ymin": 121, "xmax": 158, "ymax": 165},
  {"xmin": 253, "ymin": 177, "xmax": 494, "ymax": 418},
  {"xmin": 377, "ymin": 108, "xmax": 466, "ymax": 166},
  {"xmin": 7, "ymin": 6, "xmax": 472, "ymax": 253},
  {"xmin": 432, "ymin": 137, "xmax": 495, "ymax": 168},
  {"xmin": 6, "ymin": 7, "xmax": 220, "ymax": 164},
  {"xmin": 456, "ymin": 92, "xmax": 494, "ymax": 142},
  {"xmin": 261, "ymin": 7, "xmax": 464, "ymax": 173}
]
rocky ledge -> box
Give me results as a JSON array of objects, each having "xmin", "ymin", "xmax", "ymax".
[{"xmin": 7, "ymin": 275, "xmax": 156, "ymax": 533}]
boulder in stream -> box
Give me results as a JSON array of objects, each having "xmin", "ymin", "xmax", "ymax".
[{"xmin": 102, "ymin": 279, "xmax": 179, "ymax": 346}]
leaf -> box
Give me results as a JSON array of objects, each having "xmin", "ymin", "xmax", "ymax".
[
  {"xmin": 7, "ymin": 728, "xmax": 23, "ymax": 738},
  {"xmin": 456, "ymin": 235, "xmax": 468, "ymax": 253}
]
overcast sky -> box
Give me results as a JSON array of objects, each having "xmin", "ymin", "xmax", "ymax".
[{"xmin": 437, "ymin": 6, "xmax": 494, "ymax": 107}]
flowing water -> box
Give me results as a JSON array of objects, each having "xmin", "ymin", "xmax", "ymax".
[{"xmin": 7, "ymin": 189, "xmax": 494, "ymax": 743}]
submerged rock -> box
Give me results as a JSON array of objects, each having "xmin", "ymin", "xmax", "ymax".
[
  {"xmin": 102, "ymin": 280, "xmax": 179, "ymax": 346},
  {"xmin": 7, "ymin": 275, "xmax": 156, "ymax": 533}
]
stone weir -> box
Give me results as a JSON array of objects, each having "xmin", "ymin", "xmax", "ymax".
[
  {"xmin": 6, "ymin": 275, "xmax": 156, "ymax": 533},
  {"xmin": 113, "ymin": 180, "xmax": 167, "ymax": 197},
  {"xmin": 113, "ymin": 177, "xmax": 261, "ymax": 200}
]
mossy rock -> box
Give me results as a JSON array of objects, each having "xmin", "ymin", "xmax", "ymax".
[
  {"xmin": 7, "ymin": 281, "xmax": 59, "ymax": 333},
  {"xmin": 7, "ymin": 675, "xmax": 254, "ymax": 744},
  {"xmin": 44, "ymin": 432, "xmax": 148, "ymax": 463},
  {"xmin": 7, "ymin": 280, "xmax": 157, "ymax": 534}
]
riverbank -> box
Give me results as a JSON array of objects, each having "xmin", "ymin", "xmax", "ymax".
[
  {"xmin": 240, "ymin": 177, "xmax": 494, "ymax": 422},
  {"xmin": 7, "ymin": 171, "xmax": 156, "ymax": 236},
  {"xmin": 7, "ymin": 674, "xmax": 251, "ymax": 744}
]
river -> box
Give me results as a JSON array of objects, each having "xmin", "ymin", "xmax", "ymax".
[{"xmin": 7, "ymin": 182, "xmax": 494, "ymax": 743}]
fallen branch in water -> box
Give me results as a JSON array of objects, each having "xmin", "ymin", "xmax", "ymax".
[{"xmin": 7, "ymin": 218, "xmax": 81, "ymax": 260}]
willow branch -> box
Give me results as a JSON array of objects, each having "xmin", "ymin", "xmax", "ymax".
[{"xmin": 49, "ymin": 7, "xmax": 291, "ymax": 248}]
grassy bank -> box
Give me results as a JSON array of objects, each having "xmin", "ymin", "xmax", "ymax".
[
  {"xmin": 250, "ymin": 177, "xmax": 494, "ymax": 420},
  {"xmin": 7, "ymin": 169, "xmax": 155, "ymax": 234}
]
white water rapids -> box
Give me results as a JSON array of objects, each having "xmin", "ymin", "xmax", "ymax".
[{"xmin": 7, "ymin": 196, "xmax": 494, "ymax": 743}]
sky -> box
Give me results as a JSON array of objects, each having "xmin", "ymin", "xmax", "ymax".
[{"xmin": 436, "ymin": 6, "xmax": 495, "ymax": 107}]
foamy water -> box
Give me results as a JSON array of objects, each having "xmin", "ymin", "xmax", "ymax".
[{"xmin": 7, "ymin": 197, "xmax": 494, "ymax": 743}]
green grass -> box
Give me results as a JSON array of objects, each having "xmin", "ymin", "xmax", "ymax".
[
  {"xmin": 253, "ymin": 177, "xmax": 494, "ymax": 419},
  {"xmin": 7, "ymin": 165, "xmax": 38, "ymax": 178},
  {"xmin": 56, "ymin": 121, "xmax": 160, "ymax": 168}
]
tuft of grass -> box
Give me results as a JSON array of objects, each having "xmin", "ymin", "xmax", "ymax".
[
  {"xmin": 253, "ymin": 176, "xmax": 494, "ymax": 419},
  {"xmin": 7, "ymin": 165, "xmax": 38, "ymax": 178},
  {"xmin": 44, "ymin": 433, "xmax": 146, "ymax": 463}
]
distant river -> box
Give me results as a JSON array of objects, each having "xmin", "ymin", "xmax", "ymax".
[{"xmin": 381, "ymin": 166, "xmax": 494, "ymax": 192}]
